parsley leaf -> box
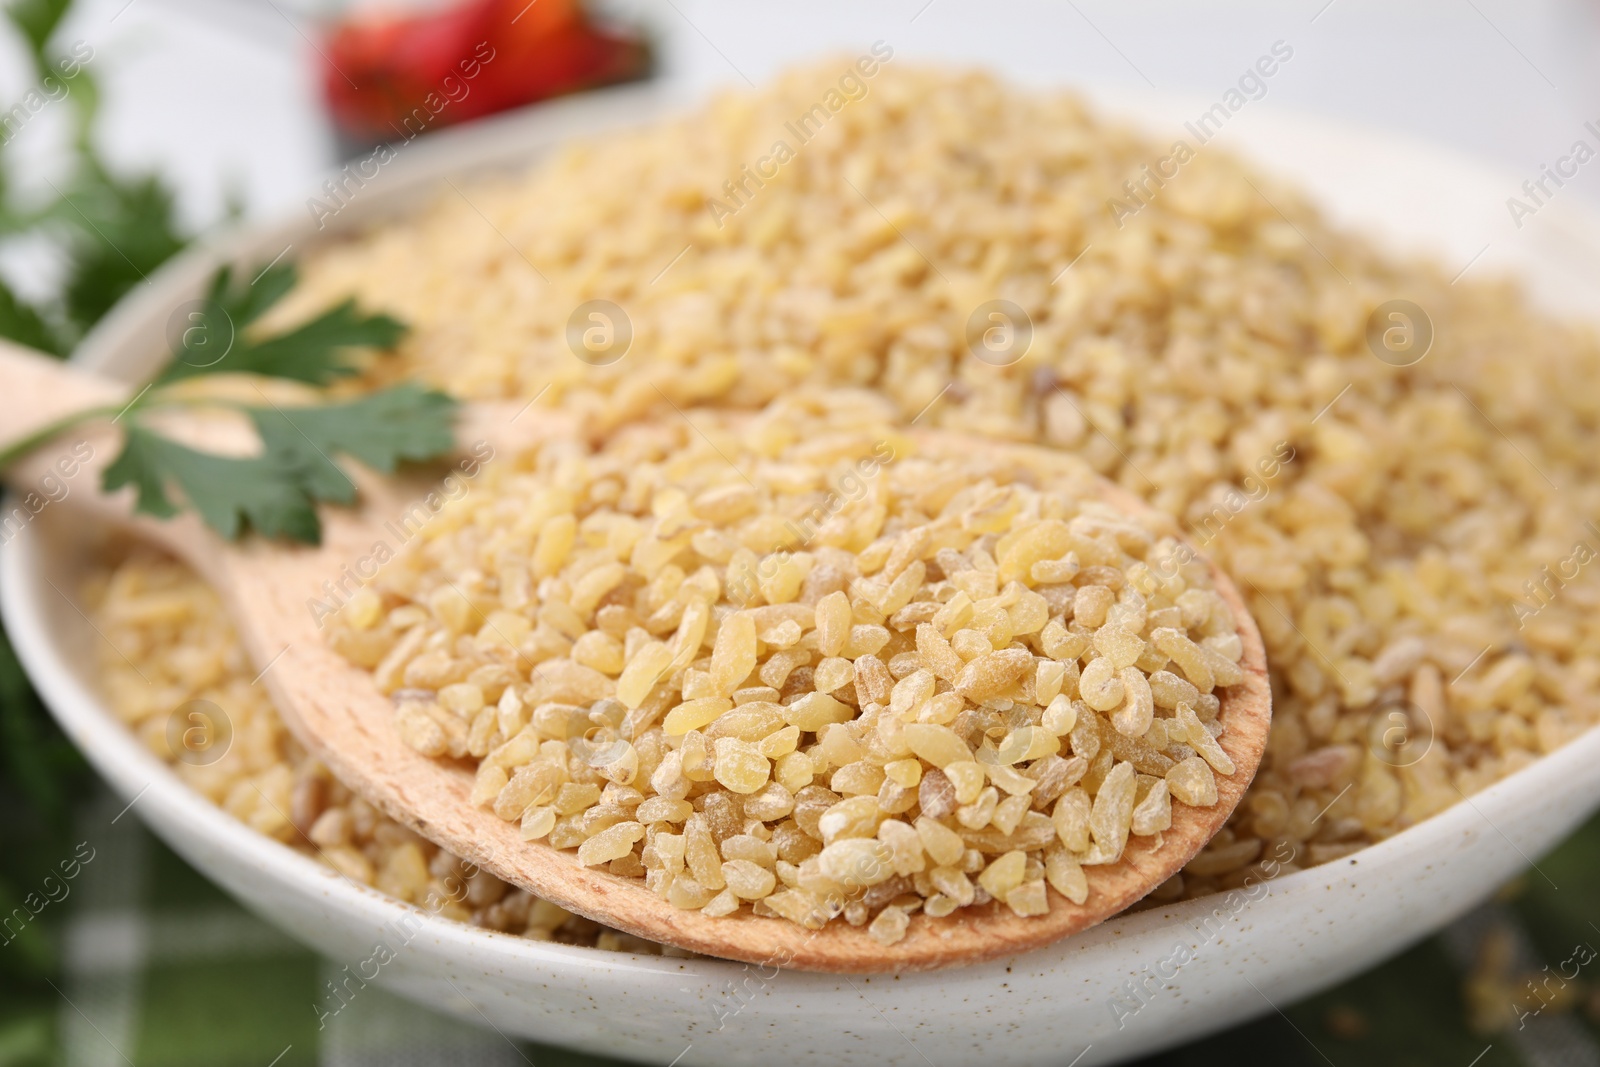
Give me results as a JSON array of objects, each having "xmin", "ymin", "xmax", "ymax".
[
  {"xmin": 156, "ymin": 263, "xmax": 406, "ymax": 386},
  {"xmin": 99, "ymin": 386, "xmax": 459, "ymax": 544},
  {"xmin": 3, "ymin": 249, "xmax": 455, "ymax": 546},
  {"xmin": 103, "ymin": 424, "xmax": 323, "ymax": 543},
  {"xmin": 223, "ymin": 262, "xmax": 296, "ymax": 326},
  {"xmin": 250, "ymin": 384, "xmax": 459, "ymax": 505},
  {"xmin": 5, "ymin": 250, "xmax": 453, "ymax": 547}
]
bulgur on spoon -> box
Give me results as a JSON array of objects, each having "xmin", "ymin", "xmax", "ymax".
[{"xmin": 0, "ymin": 344, "xmax": 1269, "ymax": 971}]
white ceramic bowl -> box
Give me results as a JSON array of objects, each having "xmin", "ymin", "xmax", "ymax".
[{"xmin": 6, "ymin": 82, "xmax": 1600, "ymax": 1066}]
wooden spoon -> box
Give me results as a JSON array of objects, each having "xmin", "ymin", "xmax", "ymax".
[{"xmin": 0, "ymin": 342, "xmax": 1271, "ymax": 973}]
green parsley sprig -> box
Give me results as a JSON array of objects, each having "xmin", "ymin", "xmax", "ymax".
[
  {"xmin": 155, "ymin": 263, "xmax": 406, "ymax": 386},
  {"xmin": 1, "ymin": 262, "xmax": 458, "ymax": 545}
]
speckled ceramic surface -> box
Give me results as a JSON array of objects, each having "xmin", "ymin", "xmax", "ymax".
[{"xmin": 5, "ymin": 82, "xmax": 1600, "ymax": 1066}]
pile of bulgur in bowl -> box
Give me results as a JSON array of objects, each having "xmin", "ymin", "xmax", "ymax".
[
  {"xmin": 85, "ymin": 543, "xmax": 676, "ymax": 954},
  {"xmin": 88, "ymin": 59, "xmax": 1600, "ymax": 956}
]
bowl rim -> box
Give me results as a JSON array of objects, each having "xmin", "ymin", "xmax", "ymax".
[{"xmin": 4, "ymin": 76, "xmax": 1600, "ymax": 986}]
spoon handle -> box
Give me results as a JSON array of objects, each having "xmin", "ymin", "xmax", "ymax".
[
  {"xmin": 0, "ymin": 340, "xmax": 206, "ymax": 563},
  {"xmin": 0, "ymin": 342, "xmax": 129, "ymax": 461}
]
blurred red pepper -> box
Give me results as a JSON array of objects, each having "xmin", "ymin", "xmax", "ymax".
[{"xmin": 322, "ymin": 0, "xmax": 649, "ymax": 142}]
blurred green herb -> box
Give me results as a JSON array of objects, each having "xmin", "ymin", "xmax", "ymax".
[
  {"xmin": 102, "ymin": 424, "xmax": 328, "ymax": 543},
  {"xmin": 0, "ymin": 6, "xmax": 457, "ymax": 546},
  {"xmin": 53, "ymin": 162, "xmax": 187, "ymax": 340},
  {"xmin": 0, "ymin": 0, "xmax": 181, "ymax": 358},
  {"xmin": 154, "ymin": 263, "xmax": 405, "ymax": 386},
  {"xmin": 6, "ymin": 0, "xmax": 74, "ymax": 61},
  {"xmin": 0, "ymin": 6, "xmax": 117, "ymax": 1061},
  {"xmin": 247, "ymin": 382, "xmax": 459, "ymax": 492},
  {"xmin": 0, "ymin": 280, "xmax": 57, "ymax": 356}
]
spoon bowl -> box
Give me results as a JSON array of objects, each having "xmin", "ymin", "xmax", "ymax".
[{"xmin": 0, "ymin": 344, "xmax": 1269, "ymax": 971}]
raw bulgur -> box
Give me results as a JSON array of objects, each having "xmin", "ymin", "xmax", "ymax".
[
  {"xmin": 324, "ymin": 391, "xmax": 1247, "ymax": 936},
  {"xmin": 85, "ymin": 545, "xmax": 672, "ymax": 954},
  {"xmin": 283, "ymin": 62, "xmax": 1600, "ymax": 903},
  {"xmin": 90, "ymin": 58, "xmax": 1600, "ymax": 944}
]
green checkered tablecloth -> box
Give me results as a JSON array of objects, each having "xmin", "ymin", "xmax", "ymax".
[
  {"xmin": 7, "ymin": 783, "xmax": 1600, "ymax": 1067},
  {"xmin": 17, "ymin": 789, "xmax": 623, "ymax": 1067}
]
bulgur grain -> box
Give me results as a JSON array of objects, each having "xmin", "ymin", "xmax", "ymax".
[{"xmin": 85, "ymin": 545, "xmax": 669, "ymax": 953}]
